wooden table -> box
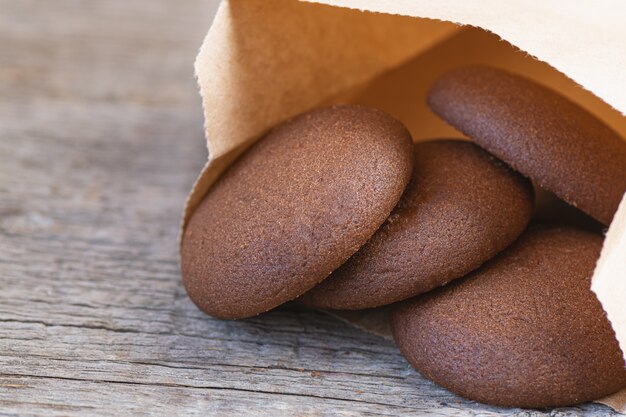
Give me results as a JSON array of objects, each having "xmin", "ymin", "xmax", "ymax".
[{"xmin": 0, "ymin": 1, "xmax": 620, "ymax": 416}]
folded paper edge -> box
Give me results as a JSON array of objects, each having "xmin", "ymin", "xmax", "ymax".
[
  {"xmin": 303, "ymin": 0, "xmax": 626, "ymax": 117},
  {"xmin": 592, "ymin": 193, "xmax": 626, "ymax": 363}
]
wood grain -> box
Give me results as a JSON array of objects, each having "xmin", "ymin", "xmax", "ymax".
[{"xmin": 0, "ymin": 1, "xmax": 620, "ymax": 416}]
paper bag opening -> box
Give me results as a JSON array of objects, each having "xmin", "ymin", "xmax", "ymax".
[{"xmin": 185, "ymin": 0, "xmax": 626, "ymax": 411}]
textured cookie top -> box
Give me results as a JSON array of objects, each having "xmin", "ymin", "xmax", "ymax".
[
  {"xmin": 181, "ymin": 104, "xmax": 414, "ymax": 319},
  {"xmin": 392, "ymin": 226, "xmax": 626, "ymax": 408},
  {"xmin": 299, "ymin": 139, "xmax": 533, "ymax": 310},
  {"xmin": 428, "ymin": 65, "xmax": 626, "ymax": 226}
]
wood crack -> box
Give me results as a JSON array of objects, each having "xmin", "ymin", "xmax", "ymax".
[
  {"xmin": 0, "ymin": 318, "xmax": 397, "ymax": 356},
  {"xmin": 0, "ymin": 372, "xmax": 422, "ymax": 411}
]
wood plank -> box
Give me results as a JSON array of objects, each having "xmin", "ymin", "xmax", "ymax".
[{"xmin": 0, "ymin": 0, "xmax": 620, "ymax": 416}]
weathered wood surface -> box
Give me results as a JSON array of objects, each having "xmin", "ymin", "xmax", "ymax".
[{"xmin": 0, "ymin": 1, "xmax": 620, "ymax": 416}]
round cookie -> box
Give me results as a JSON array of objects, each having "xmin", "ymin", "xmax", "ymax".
[
  {"xmin": 428, "ymin": 65, "xmax": 626, "ymax": 226},
  {"xmin": 392, "ymin": 225, "xmax": 626, "ymax": 408},
  {"xmin": 181, "ymin": 104, "xmax": 414, "ymax": 320},
  {"xmin": 299, "ymin": 139, "xmax": 533, "ymax": 310}
]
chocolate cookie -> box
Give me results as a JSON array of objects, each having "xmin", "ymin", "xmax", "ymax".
[
  {"xmin": 181, "ymin": 104, "xmax": 414, "ymax": 319},
  {"xmin": 392, "ymin": 226, "xmax": 626, "ymax": 408},
  {"xmin": 428, "ymin": 65, "xmax": 626, "ymax": 226},
  {"xmin": 299, "ymin": 139, "xmax": 533, "ymax": 310}
]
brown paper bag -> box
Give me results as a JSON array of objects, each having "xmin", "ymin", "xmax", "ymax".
[{"xmin": 185, "ymin": 0, "xmax": 626, "ymax": 412}]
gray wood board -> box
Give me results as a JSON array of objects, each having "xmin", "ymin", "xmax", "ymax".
[{"xmin": 0, "ymin": 0, "xmax": 619, "ymax": 416}]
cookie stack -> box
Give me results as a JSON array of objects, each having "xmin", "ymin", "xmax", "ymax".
[{"xmin": 181, "ymin": 66, "xmax": 626, "ymax": 408}]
